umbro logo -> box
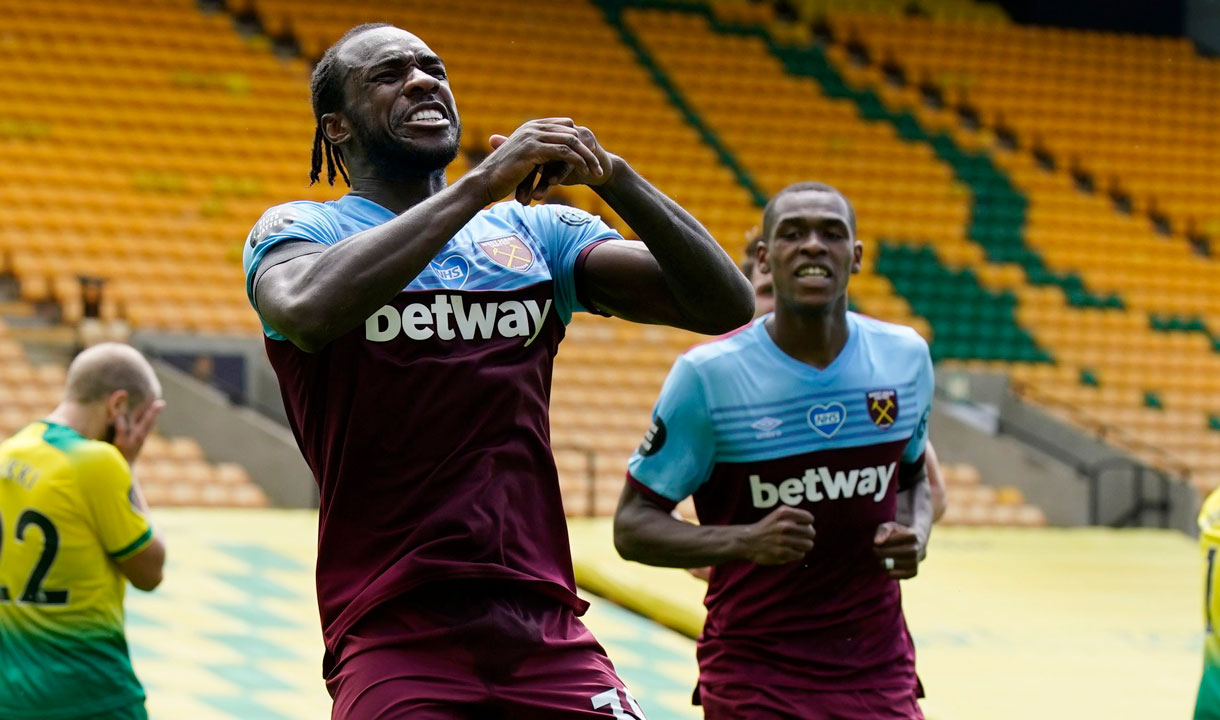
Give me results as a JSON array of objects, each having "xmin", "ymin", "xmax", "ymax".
[{"xmin": 750, "ymin": 416, "xmax": 783, "ymax": 439}]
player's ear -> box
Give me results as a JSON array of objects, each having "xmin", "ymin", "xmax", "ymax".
[
  {"xmin": 851, "ymin": 239, "xmax": 862, "ymax": 275},
  {"xmin": 321, "ymin": 112, "xmax": 352, "ymax": 147},
  {"xmin": 757, "ymin": 235, "xmax": 770, "ymax": 274},
  {"xmin": 105, "ymin": 389, "xmax": 130, "ymax": 420}
]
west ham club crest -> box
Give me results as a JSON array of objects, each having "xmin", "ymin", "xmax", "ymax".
[
  {"xmin": 478, "ymin": 235, "xmax": 534, "ymax": 272},
  {"xmin": 866, "ymin": 389, "xmax": 898, "ymax": 429}
]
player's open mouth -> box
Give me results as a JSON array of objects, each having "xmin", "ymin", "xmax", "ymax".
[
  {"xmin": 400, "ymin": 103, "xmax": 451, "ymax": 129},
  {"xmin": 794, "ymin": 265, "xmax": 831, "ymax": 278}
]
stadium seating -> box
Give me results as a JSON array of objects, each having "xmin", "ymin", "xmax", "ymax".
[
  {"xmin": 0, "ymin": 0, "xmax": 334, "ymax": 334},
  {"xmin": 829, "ymin": 12, "xmax": 1220, "ymax": 241},
  {"xmin": 626, "ymin": 0, "xmax": 1220, "ymax": 492},
  {"xmin": 0, "ymin": 0, "xmax": 1047, "ymax": 524},
  {"xmin": 938, "ymin": 461, "xmax": 1046, "ymax": 526},
  {"xmin": 0, "ymin": 318, "xmax": 268, "ymax": 507},
  {"xmin": 805, "ymin": 7, "xmax": 1220, "ymax": 488}
]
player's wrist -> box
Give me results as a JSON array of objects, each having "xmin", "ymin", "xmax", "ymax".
[
  {"xmin": 728, "ymin": 523, "xmax": 760, "ymax": 563},
  {"xmin": 590, "ymin": 154, "xmax": 625, "ymax": 191},
  {"xmin": 457, "ymin": 164, "xmax": 505, "ymax": 208}
]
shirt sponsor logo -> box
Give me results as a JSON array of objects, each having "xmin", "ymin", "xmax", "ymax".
[
  {"xmin": 478, "ymin": 235, "xmax": 534, "ymax": 272},
  {"xmin": 638, "ymin": 417, "xmax": 667, "ymax": 456},
  {"xmin": 866, "ymin": 389, "xmax": 899, "ymax": 429},
  {"xmin": 430, "ymin": 254, "xmax": 469, "ymax": 290},
  {"xmin": 749, "ymin": 462, "xmax": 896, "ymax": 508},
  {"xmin": 365, "ymin": 295, "xmax": 552, "ymax": 347},
  {"xmin": 807, "ymin": 401, "xmax": 847, "ymax": 438},
  {"xmin": 750, "ymin": 416, "xmax": 783, "ymax": 439}
]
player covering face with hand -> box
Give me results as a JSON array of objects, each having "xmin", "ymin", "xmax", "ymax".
[
  {"xmin": 242, "ymin": 22, "xmax": 753, "ymax": 720},
  {"xmin": 615, "ymin": 182, "xmax": 934, "ymax": 719},
  {"xmin": 0, "ymin": 343, "xmax": 166, "ymax": 720}
]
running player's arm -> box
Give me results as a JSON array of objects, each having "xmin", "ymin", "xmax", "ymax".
[
  {"xmin": 613, "ymin": 357, "xmax": 814, "ymax": 568},
  {"xmin": 78, "ymin": 447, "xmax": 165, "ymax": 591},
  {"xmin": 924, "ymin": 442, "xmax": 947, "ymax": 523},
  {"xmin": 878, "ymin": 353, "xmax": 936, "ymax": 579},
  {"xmin": 897, "ymin": 354, "xmax": 937, "ymax": 546},
  {"xmin": 250, "ymin": 120, "xmax": 604, "ymax": 352},
  {"xmin": 492, "ymin": 127, "xmax": 754, "ymax": 334}
]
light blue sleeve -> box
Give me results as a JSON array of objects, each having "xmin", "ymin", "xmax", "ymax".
[
  {"xmin": 626, "ymin": 355, "xmax": 716, "ymax": 506},
  {"xmin": 901, "ymin": 345, "xmax": 935, "ymax": 465},
  {"xmin": 242, "ymin": 201, "xmax": 341, "ymax": 339},
  {"xmin": 518, "ymin": 203, "xmax": 623, "ymax": 324}
]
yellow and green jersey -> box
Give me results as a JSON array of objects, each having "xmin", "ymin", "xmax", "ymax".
[
  {"xmin": 1197, "ymin": 487, "xmax": 1220, "ymax": 720},
  {"xmin": 0, "ymin": 421, "xmax": 153, "ymax": 720}
]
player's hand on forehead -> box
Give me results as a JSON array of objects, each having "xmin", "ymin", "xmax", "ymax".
[{"xmin": 482, "ymin": 118, "xmax": 612, "ymax": 204}]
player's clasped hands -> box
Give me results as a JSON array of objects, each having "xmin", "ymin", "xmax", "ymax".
[
  {"xmin": 480, "ymin": 118, "xmax": 615, "ymax": 205},
  {"xmin": 741, "ymin": 506, "xmax": 816, "ymax": 565},
  {"xmin": 873, "ymin": 522, "xmax": 923, "ymax": 580}
]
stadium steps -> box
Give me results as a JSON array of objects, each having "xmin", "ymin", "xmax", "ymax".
[
  {"xmin": 806, "ymin": 10, "xmax": 1220, "ymax": 488},
  {"xmin": 612, "ymin": 2, "xmax": 933, "ymax": 339},
  {"xmin": 220, "ymin": 0, "xmax": 1050, "ymax": 523},
  {"xmin": 0, "ymin": 317, "xmax": 269, "ymax": 508},
  {"xmin": 678, "ymin": 0, "xmax": 1220, "ymax": 490},
  {"xmin": 822, "ymin": 9, "xmax": 1220, "ymax": 265},
  {"xmin": 876, "ymin": 243, "xmax": 1044, "ymax": 363},
  {"xmin": 0, "ymin": 0, "xmax": 1055, "ymax": 522}
]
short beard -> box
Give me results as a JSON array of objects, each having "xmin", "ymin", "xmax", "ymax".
[{"xmin": 347, "ymin": 113, "xmax": 462, "ymax": 183}]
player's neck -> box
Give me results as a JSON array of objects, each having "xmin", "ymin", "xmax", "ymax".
[
  {"xmin": 347, "ymin": 170, "xmax": 448, "ymax": 215},
  {"xmin": 43, "ymin": 402, "xmax": 103, "ymax": 442},
  {"xmin": 767, "ymin": 299, "xmax": 850, "ymax": 370}
]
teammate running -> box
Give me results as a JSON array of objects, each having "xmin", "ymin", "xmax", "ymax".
[
  {"xmin": 742, "ymin": 231, "xmax": 946, "ymax": 521},
  {"xmin": 615, "ymin": 182, "xmax": 934, "ymax": 719},
  {"xmin": 241, "ymin": 22, "xmax": 752, "ymax": 719},
  {"xmin": 0, "ymin": 343, "xmax": 166, "ymax": 720}
]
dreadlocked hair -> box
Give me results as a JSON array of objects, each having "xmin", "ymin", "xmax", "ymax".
[{"xmin": 309, "ymin": 22, "xmax": 393, "ymax": 186}]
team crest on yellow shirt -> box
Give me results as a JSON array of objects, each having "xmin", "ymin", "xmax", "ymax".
[
  {"xmin": 478, "ymin": 235, "xmax": 534, "ymax": 272},
  {"xmin": 866, "ymin": 389, "xmax": 898, "ymax": 429}
]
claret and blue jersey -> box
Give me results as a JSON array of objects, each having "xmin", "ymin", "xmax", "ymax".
[
  {"xmin": 628, "ymin": 312, "xmax": 934, "ymax": 692},
  {"xmin": 244, "ymin": 195, "xmax": 611, "ymax": 342},
  {"xmin": 242, "ymin": 195, "xmax": 623, "ymax": 653}
]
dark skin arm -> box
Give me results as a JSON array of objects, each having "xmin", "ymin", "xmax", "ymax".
[
  {"xmin": 613, "ymin": 483, "xmax": 815, "ymax": 568},
  {"xmin": 926, "ymin": 441, "xmax": 947, "ymax": 522},
  {"xmin": 254, "ymin": 119, "xmax": 604, "ymax": 352},
  {"xmin": 876, "ymin": 467, "xmax": 933, "ymax": 580},
  {"xmin": 490, "ymin": 128, "xmax": 754, "ymax": 335}
]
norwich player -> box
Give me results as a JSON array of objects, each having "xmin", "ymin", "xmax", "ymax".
[
  {"xmin": 1196, "ymin": 487, "xmax": 1220, "ymax": 720},
  {"xmin": 0, "ymin": 343, "xmax": 166, "ymax": 720}
]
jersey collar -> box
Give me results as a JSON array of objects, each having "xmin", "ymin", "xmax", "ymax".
[
  {"xmin": 752, "ymin": 312, "xmax": 860, "ymax": 382},
  {"xmin": 336, "ymin": 194, "xmax": 397, "ymax": 224}
]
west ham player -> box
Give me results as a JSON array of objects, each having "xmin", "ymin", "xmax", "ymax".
[
  {"xmin": 741, "ymin": 232, "xmax": 946, "ymax": 521},
  {"xmin": 615, "ymin": 182, "xmax": 934, "ymax": 719},
  {"xmin": 241, "ymin": 22, "xmax": 752, "ymax": 720}
]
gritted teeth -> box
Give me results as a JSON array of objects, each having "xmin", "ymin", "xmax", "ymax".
[
  {"xmin": 796, "ymin": 266, "xmax": 830, "ymax": 278},
  {"xmin": 408, "ymin": 108, "xmax": 445, "ymax": 122}
]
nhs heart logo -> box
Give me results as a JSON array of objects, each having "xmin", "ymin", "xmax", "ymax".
[
  {"xmin": 431, "ymin": 254, "xmax": 469, "ymax": 289},
  {"xmin": 807, "ymin": 401, "xmax": 847, "ymax": 438}
]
